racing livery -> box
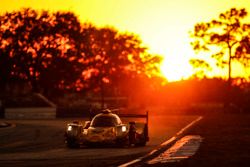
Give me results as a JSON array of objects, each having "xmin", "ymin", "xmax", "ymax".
[{"xmin": 64, "ymin": 109, "xmax": 149, "ymax": 148}]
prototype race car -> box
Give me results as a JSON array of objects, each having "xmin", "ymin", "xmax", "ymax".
[{"xmin": 64, "ymin": 109, "xmax": 149, "ymax": 148}]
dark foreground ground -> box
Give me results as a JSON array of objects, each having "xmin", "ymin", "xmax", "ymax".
[
  {"xmin": 0, "ymin": 115, "xmax": 198, "ymax": 167},
  {"xmin": 152, "ymin": 113, "xmax": 250, "ymax": 167},
  {"xmin": 1, "ymin": 113, "xmax": 249, "ymax": 167}
]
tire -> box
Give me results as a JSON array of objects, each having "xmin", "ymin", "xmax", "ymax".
[
  {"xmin": 136, "ymin": 126, "xmax": 147, "ymax": 147},
  {"xmin": 137, "ymin": 139, "xmax": 146, "ymax": 146},
  {"xmin": 117, "ymin": 136, "xmax": 129, "ymax": 147},
  {"xmin": 67, "ymin": 142, "xmax": 80, "ymax": 148},
  {"xmin": 66, "ymin": 139, "xmax": 80, "ymax": 148},
  {"xmin": 135, "ymin": 135, "xmax": 146, "ymax": 147}
]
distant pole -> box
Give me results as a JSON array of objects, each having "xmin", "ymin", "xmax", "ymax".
[
  {"xmin": 101, "ymin": 83, "xmax": 104, "ymax": 109},
  {"xmin": 228, "ymin": 46, "xmax": 232, "ymax": 90},
  {"xmin": 146, "ymin": 110, "xmax": 149, "ymax": 141},
  {"xmin": 227, "ymin": 46, "xmax": 232, "ymax": 109},
  {"xmin": 100, "ymin": 75, "xmax": 105, "ymax": 109}
]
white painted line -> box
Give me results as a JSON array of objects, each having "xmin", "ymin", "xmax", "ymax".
[
  {"xmin": 118, "ymin": 159, "xmax": 142, "ymax": 167},
  {"xmin": 161, "ymin": 136, "xmax": 176, "ymax": 146},
  {"xmin": 148, "ymin": 149, "xmax": 157, "ymax": 156},
  {"xmin": 176, "ymin": 116, "xmax": 203, "ymax": 136},
  {"xmin": 118, "ymin": 116, "xmax": 203, "ymax": 167}
]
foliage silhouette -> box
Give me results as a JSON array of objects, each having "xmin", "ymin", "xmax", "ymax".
[
  {"xmin": 0, "ymin": 8, "xmax": 162, "ymax": 97},
  {"xmin": 80, "ymin": 25, "xmax": 162, "ymax": 90},
  {"xmin": 190, "ymin": 8, "xmax": 250, "ymax": 84},
  {"xmin": 0, "ymin": 9, "xmax": 84, "ymax": 95}
]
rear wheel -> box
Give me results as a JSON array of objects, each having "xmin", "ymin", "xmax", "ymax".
[
  {"xmin": 137, "ymin": 137, "xmax": 146, "ymax": 146},
  {"xmin": 136, "ymin": 126, "xmax": 148, "ymax": 147},
  {"xmin": 117, "ymin": 136, "xmax": 129, "ymax": 147},
  {"xmin": 135, "ymin": 133, "xmax": 146, "ymax": 146}
]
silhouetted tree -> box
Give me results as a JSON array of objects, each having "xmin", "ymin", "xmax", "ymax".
[
  {"xmin": 0, "ymin": 9, "xmax": 84, "ymax": 94},
  {"xmin": 79, "ymin": 25, "xmax": 162, "ymax": 105},
  {"xmin": 190, "ymin": 8, "xmax": 250, "ymax": 85},
  {"xmin": 0, "ymin": 9, "xmax": 163, "ymax": 99},
  {"xmin": 39, "ymin": 11, "xmax": 84, "ymax": 95},
  {"xmin": 0, "ymin": 41, "xmax": 13, "ymax": 91}
]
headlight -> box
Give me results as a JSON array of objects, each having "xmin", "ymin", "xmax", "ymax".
[
  {"xmin": 67, "ymin": 126, "xmax": 72, "ymax": 131},
  {"xmin": 121, "ymin": 126, "xmax": 127, "ymax": 132}
]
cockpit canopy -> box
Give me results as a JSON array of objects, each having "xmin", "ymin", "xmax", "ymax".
[{"xmin": 90, "ymin": 113, "xmax": 122, "ymax": 127}]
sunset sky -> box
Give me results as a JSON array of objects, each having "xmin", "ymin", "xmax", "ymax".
[{"xmin": 1, "ymin": 0, "xmax": 250, "ymax": 81}]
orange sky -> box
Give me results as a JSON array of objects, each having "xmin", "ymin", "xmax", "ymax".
[{"xmin": 1, "ymin": 0, "xmax": 250, "ymax": 81}]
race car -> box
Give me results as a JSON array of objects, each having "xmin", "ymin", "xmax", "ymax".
[{"xmin": 64, "ymin": 109, "xmax": 149, "ymax": 148}]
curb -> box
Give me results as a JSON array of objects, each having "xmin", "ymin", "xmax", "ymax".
[{"xmin": 118, "ymin": 116, "xmax": 203, "ymax": 167}]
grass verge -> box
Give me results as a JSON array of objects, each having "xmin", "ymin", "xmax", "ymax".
[{"xmin": 160, "ymin": 113, "xmax": 250, "ymax": 167}]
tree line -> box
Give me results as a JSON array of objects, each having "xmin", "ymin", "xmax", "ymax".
[
  {"xmin": 1, "ymin": 7, "xmax": 250, "ymax": 108},
  {"xmin": 0, "ymin": 8, "xmax": 162, "ymax": 97}
]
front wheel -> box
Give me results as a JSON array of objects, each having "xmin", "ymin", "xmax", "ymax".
[{"xmin": 66, "ymin": 138, "xmax": 80, "ymax": 148}]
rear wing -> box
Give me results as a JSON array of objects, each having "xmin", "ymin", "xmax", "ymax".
[
  {"xmin": 111, "ymin": 108, "xmax": 148, "ymax": 122},
  {"xmin": 89, "ymin": 108, "xmax": 149, "ymax": 124},
  {"xmin": 117, "ymin": 112, "xmax": 149, "ymax": 124}
]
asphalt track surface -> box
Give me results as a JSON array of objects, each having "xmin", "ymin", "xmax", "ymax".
[{"xmin": 0, "ymin": 115, "xmax": 198, "ymax": 167}]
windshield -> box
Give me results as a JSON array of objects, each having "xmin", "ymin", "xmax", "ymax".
[{"xmin": 91, "ymin": 115, "xmax": 121, "ymax": 127}]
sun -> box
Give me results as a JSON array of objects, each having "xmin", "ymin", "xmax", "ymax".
[
  {"xmin": 147, "ymin": 36, "xmax": 195, "ymax": 82},
  {"xmin": 160, "ymin": 53, "xmax": 194, "ymax": 82}
]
